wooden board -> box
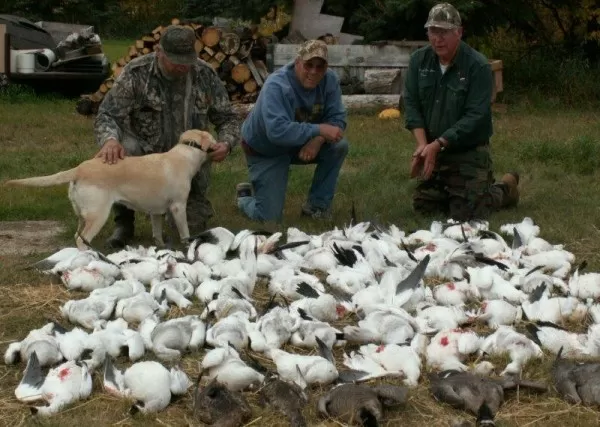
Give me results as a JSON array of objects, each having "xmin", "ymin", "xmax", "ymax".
[
  {"xmin": 273, "ymin": 44, "xmax": 412, "ymax": 68},
  {"xmin": 232, "ymin": 94, "xmax": 400, "ymax": 116}
]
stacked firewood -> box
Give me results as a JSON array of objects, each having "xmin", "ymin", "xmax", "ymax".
[{"xmin": 76, "ymin": 18, "xmax": 270, "ymax": 116}]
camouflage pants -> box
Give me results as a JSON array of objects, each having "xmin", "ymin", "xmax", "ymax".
[
  {"xmin": 413, "ymin": 145, "xmax": 508, "ymax": 222},
  {"xmin": 114, "ymin": 134, "xmax": 213, "ymax": 235}
]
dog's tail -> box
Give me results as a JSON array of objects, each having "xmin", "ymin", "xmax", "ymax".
[{"xmin": 4, "ymin": 168, "xmax": 77, "ymax": 188}]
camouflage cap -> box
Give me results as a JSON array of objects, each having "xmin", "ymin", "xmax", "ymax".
[
  {"xmin": 159, "ymin": 25, "xmax": 197, "ymax": 65},
  {"xmin": 297, "ymin": 40, "xmax": 328, "ymax": 62},
  {"xmin": 424, "ymin": 3, "xmax": 462, "ymax": 29}
]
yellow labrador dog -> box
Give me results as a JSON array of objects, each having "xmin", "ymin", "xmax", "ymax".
[{"xmin": 5, "ymin": 130, "xmax": 216, "ymax": 250}]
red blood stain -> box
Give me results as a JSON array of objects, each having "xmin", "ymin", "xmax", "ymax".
[
  {"xmin": 446, "ymin": 282, "xmax": 456, "ymax": 290},
  {"xmin": 440, "ymin": 336, "xmax": 449, "ymax": 346},
  {"xmin": 376, "ymin": 344, "xmax": 386, "ymax": 353},
  {"xmin": 336, "ymin": 305, "xmax": 346, "ymax": 317},
  {"xmin": 58, "ymin": 368, "xmax": 70, "ymax": 381},
  {"xmin": 425, "ymin": 243, "xmax": 437, "ymax": 251}
]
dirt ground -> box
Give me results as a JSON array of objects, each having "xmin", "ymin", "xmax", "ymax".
[{"xmin": 0, "ymin": 221, "xmax": 67, "ymax": 256}]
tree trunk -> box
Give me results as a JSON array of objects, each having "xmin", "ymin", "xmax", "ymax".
[{"xmin": 363, "ymin": 68, "xmax": 403, "ymax": 94}]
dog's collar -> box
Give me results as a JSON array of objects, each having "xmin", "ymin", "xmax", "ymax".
[{"xmin": 182, "ymin": 140, "xmax": 208, "ymax": 151}]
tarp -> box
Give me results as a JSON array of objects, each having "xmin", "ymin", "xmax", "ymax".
[{"xmin": 0, "ymin": 14, "xmax": 56, "ymax": 50}]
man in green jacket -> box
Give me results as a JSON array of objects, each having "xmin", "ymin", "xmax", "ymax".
[{"xmin": 403, "ymin": 2, "xmax": 519, "ymax": 222}]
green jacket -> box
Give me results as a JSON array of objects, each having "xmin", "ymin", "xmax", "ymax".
[{"xmin": 403, "ymin": 41, "xmax": 493, "ymax": 152}]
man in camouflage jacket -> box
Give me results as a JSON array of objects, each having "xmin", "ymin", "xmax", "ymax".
[
  {"xmin": 94, "ymin": 25, "xmax": 240, "ymax": 248},
  {"xmin": 403, "ymin": 3, "xmax": 520, "ymax": 222}
]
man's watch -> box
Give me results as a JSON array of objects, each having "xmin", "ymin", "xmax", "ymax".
[
  {"xmin": 436, "ymin": 138, "xmax": 447, "ymax": 151},
  {"xmin": 223, "ymin": 141, "xmax": 232, "ymax": 154}
]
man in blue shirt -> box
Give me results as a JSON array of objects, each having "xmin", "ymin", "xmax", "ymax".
[{"xmin": 236, "ymin": 40, "xmax": 348, "ymax": 222}]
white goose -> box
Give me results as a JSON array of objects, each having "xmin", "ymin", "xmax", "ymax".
[
  {"xmin": 139, "ymin": 315, "xmax": 206, "ymax": 361},
  {"xmin": 82, "ymin": 318, "xmax": 145, "ymax": 369},
  {"xmin": 60, "ymin": 295, "xmax": 116, "ymax": 330},
  {"xmin": 200, "ymin": 345, "xmax": 264, "ymax": 391},
  {"xmin": 4, "ymin": 322, "xmax": 63, "ymax": 367},
  {"xmin": 425, "ymin": 328, "xmax": 482, "ymax": 371},
  {"xmin": 115, "ymin": 291, "xmax": 169, "ymax": 324},
  {"xmin": 59, "ymin": 260, "xmax": 121, "ymax": 291},
  {"xmin": 103, "ymin": 358, "xmax": 191, "ymax": 413},
  {"xmin": 256, "ymin": 305, "xmax": 301, "ymax": 349},
  {"xmin": 89, "ymin": 278, "xmax": 145, "ymax": 301},
  {"xmin": 15, "ymin": 352, "xmax": 92, "ymax": 416},
  {"xmin": 187, "ymin": 227, "xmax": 235, "ymax": 265},
  {"xmin": 150, "ymin": 277, "xmax": 195, "ymax": 309},
  {"xmin": 479, "ymin": 325, "xmax": 543, "ymax": 375}
]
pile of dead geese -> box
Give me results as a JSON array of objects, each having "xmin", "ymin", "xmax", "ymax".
[{"xmin": 6, "ymin": 217, "xmax": 600, "ymax": 425}]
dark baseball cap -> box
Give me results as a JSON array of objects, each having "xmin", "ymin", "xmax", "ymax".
[{"xmin": 159, "ymin": 25, "xmax": 197, "ymax": 65}]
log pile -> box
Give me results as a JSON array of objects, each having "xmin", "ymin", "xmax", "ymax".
[{"xmin": 76, "ymin": 18, "xmax": 271, "ymax": 116}]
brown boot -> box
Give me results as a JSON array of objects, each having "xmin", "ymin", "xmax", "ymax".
[{"xmin": 501, "ymin": 172, "xmax": 520, "ymax": 207}]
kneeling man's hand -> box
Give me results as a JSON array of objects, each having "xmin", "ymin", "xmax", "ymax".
[{"xmin": 299, "ymin": 136, "xmax": 325, "ymax": 162}]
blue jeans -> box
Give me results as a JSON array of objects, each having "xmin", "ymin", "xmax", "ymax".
[{"xmin": 238, "ymin": 138, "xmax": 349, "ymax": 222}]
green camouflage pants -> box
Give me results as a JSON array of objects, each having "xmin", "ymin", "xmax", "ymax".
[{"xmin": 413, "ymin": 145, "xmax": 507, "ymax": 222}]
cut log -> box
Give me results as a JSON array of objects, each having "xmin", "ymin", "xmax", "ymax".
[
  {"xmin": 201, "ymin": 27, "xmax": 221, "ymax": 47},
  {"xmin": 363, "ymin": 68, "xmax": 403, "ymax": 94},
  {"xmin": 245, "ymin": 58, "xmax": 264, "ymax": 86},
  {"xmin": 200, "ymin": 52, "xmax": 212, "ymax": 62},
  {"xmin": 228, "ymin": 55, "xmax": 241, "ymax": 66},
  {"xmin": 194, "ymin": 39, "xmax": 204, "ymax": 54},
  {"xmin": 142, "ymin": 47, "xmax": 151, "ymax": 55},
  {"xmin": 219, "ymin": 33, "xmax": 241, "ymax": 55},
  {"xmin": 231, "ymin": 63, "xmax": 251, "ymax": 84},
  {"xmin": 243, "ymin": 78, "xmax": 258, "ymax": 93},
  {"xmin": 214, "ymin": 51, "xmax": 227, "ymax": 63},
  {"xmin": 128, "ymin": 45, "xmax": 138, "ymax": 57},
  {"xmin": 90, "ymin": 90, "xmax": 105, "ymax": 103},
  {"xmin": 113, "ymin": 67, "xmax": 123, "ymax": 78},
  {"xmin": 117, "ymin": 57, "xmax": 127, "ymax": 67},
  {"xmin": 253, "ymin": 59, "xmax": 269, "ymax": 81},
  {"xmin": 208, "ymin": 58, "xmax": 220, "ymax": 70},
  {"xmin": 142, "ymin": 35, "xmax": 155, "ymax": 48},
  {"xmin": 152, "ymin": 25, "xmax": 164, "ymax": 35},
  {"xmin": 105, "ymin": 79, "xmax": 114, "ymax": 89},
  {"xmin": 171, "ymin": 18, "xmax": 181, "ymax": 26},
  {"xmin": 99, "ymin": 82, "xmax": 109, "ymax": 93},
  {"xmin": 237, "ymin": 41, "xmax": 254, "ymax": 59},
  {"xmin": 203, "ymin": 46, "xmax": 216, "ymax": 57},
  {"xmin": 135, "ymin": 40, "xmax": 145, "ymax": 49}
]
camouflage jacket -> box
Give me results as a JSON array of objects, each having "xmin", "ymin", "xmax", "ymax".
[{"xmin": 94, "ymin": 53, "xmax": 240, "ymax": 153}]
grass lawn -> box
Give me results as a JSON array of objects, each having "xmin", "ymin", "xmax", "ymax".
[{"xmin": 1, "ymin": 39, "xmax": 600, "ymax": 426}]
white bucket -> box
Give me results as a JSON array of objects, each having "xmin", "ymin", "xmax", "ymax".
[
  {"xmin": 17, "ymin": 51, "xmax": 36, "ymax": 73},
  {"xmin": 34, "ymin": 48, "xmax": 57, "ymax": 71}
]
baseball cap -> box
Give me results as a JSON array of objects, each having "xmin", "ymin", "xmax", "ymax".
[
  {"xmin": 297, "ymin": 40, "xmax": 328, "ymax": 63},
  {"xmin": 424, "ymin": 3, "xmax": 462, "ymax": 29},
  {"xmin": 159, "ymin": 25, "xmax": 198, "ymax": 65}
]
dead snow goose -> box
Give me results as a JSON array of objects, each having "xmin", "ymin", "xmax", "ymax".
[
  {"xmin": 89, "ymin": 277, "xmax": 145, "ymax": 301},
  {"xmin": 425, "ymin": 329, "xmax": 482, "ymax": 372},
  {"xmin": 115, "ymin": 291, "xmax": 168, "ymax": 324},
  {"xmin": 103, "ymin": 358, "xmax": 191, "ymax": 413},
  {"xmin": 60, "ymin": 295, "xmax": 116, "ymax": 330},
  {"xmin": 139, "ymin": 315, "xmax": 206, "ymax": 361},
  {"xmin": 59, "ymin": 259, "xmax": 120, "ymax": 291},
  {"xmin": 15, "ymin": 352, "xmax": 93, "ymax": 416},
  {"xmin": 200, "ymin": 345, "xmax": 265, "ymax": 391},
  {"xmin": 4, "ymin": 322, "xmax": 63, "ymax": 367},
  {"xmin": 150, "ymin": 277, "xmax": 195, "ymax": 309},
  {"xmin": 478, "ymin": 325, "xmax": 543, "ymax": 376},
  {"xmin": 187, "ymin": 227, "xmax": 235, "ymax": 265}
]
